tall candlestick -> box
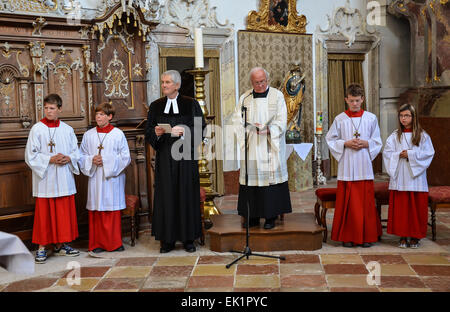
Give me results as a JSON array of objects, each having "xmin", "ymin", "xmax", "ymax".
[
  {"xmin": 316, "ymin": 111, "xmax": 323, "ymax": 134},
  {"xmin": 194, "ymin": 28, "xmax": 204, "ymax": 69}
]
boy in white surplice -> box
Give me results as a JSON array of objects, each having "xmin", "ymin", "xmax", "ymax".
[
  {"xmin": 25, "ymin": 94, "xmax": 81, "ymax": 264},
  {"xmin": 78, "ymin": 103, "xmax": 131, "ymax": 253}
]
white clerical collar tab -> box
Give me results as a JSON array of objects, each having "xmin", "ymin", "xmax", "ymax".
[{"xmin": 164, "ymin": 97, "xmax": 179, "ymax": 114}]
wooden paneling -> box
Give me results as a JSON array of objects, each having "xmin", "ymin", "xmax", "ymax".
[
  {"xmin": 420, "ymin": 117, "xmax": 450, "ymax": 186},
  {"xmin": 0, "ymin": 13, "xmax": 154, "ymax": 239},
  {"xmin": 91, "ymin": 22, "xmax": 149, "ymax": 126}
]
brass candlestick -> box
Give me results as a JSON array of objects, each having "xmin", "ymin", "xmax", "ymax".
[{"xmin": 186, "ymin": 68, "xmax": 220, "ymax": 225}]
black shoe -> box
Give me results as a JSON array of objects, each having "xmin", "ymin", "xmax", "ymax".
[
  {"xmin": 160, "ymin": 242, "xmax": 175, "ymax": 253},
  {"xmin": 113, "ymin": 245, "xmax": 125, "ymax": 252},
  {"xmin": 263, "ymin": 218, "xmax": 276, "ymax": 230},
  {"xmin": 361, "ymin": 242, "xmax": 372, "ymax": 248},
  {"xmin": 342, "ymin": 242, "xmax": 354, "ymax": 248},
  {"xmin": 183, "ymin": 241, "xmax": 196, "ymax": 253},
  {"xmin": 92, "ymin": 248, "xmax": 105, "ymax": 253}
]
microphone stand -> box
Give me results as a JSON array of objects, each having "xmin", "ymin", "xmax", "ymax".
[{"xmin": 226, "ymin": 104, "xmax": 285, "ymax": 269}]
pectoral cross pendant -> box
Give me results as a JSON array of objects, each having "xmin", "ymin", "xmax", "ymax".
[
  {"xmin": 354, "ymin": 131, "xmax": 361, "ymax": 139},
  {"xmin": 48, "ymin": 140, "xmax": 55, "ymax": 153},
  {"xmin": 97, "ymin": 144, "xmax": 104, "ymax": 155}
]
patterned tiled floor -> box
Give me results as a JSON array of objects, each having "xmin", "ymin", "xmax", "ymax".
[
  {"xmin": 1, "ymin": 178, "xmax": 449, "ymax": 292},
  {"xmin": 1, "ymin": 253, "xmax": 449, "ymax": 292}
]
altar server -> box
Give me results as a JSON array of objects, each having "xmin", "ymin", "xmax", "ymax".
[
  {"xmin": 25, "ymin": 94, "xmax": 80, "ymax": 263},
  {"xmin": 79, "ymin": 103, "xmax": 131, "ymax": 253},
  {"xmin": 326, "ymin": 83, "xmax": 383, "ymax": 247},
  {"xmin": 383, "ymin": 103, "xmax": 434, "ymax": 248}
]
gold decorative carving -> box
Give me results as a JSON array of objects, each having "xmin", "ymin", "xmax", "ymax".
[
  {"xmin": 29, "ymin": 41, "xmax": 46, "ymax": 77},
  {"xmin": 1, "ymin": 42, "xmax": 12, "ymax": 59},
  {"xmin": 16, "ymin": 51, "xmax": 29, "ymax": 77},
  {"xmin": 132, "ymin": 63, "xmax": 143, "ymax": 77},
  {"xmin": 7, "ymin": 0, "xmax": 58, "ymax": 13},
  {"xmin": 32, "ymin": 17, "xmax": 47, "ymax": 37},
  {"xmin": 104, "ymin": 49, "xmax": 130, "ymax": 98},
  {"xmin": 92, "ymin": 6, "xmax": 151, "ymax": 43},
  {"xmin": 247, "ymin": 0, "xmax": 307, "ymax": 34},
  {"xmin": 0, "ymin": 43, "xmax": 29, "ymax": 77},
  {"xmin": 0, "ymin": 67, "xmax": 15, "ymax": 107}
]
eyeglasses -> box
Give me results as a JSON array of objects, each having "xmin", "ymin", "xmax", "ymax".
[
  {"xmin": 399, "ymin": 114, "xmax": 412, "ymax": 119},
  {"xmin": 252, "ymin": 80, "xmax": 267, "ymax": 86}
]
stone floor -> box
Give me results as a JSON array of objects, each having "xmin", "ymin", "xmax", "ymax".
[{"xmin": 1, "ymin": 178, "xmax": 449, "ymax": 292}]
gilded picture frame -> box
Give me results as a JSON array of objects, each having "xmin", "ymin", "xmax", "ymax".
[{"xmin": 247, "ymin": 0, "xmax": 307, "ymax": 34}]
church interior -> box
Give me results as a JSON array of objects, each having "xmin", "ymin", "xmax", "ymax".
[{"xmin": 0, "ymin": 0, "xmax": 449, "ymax": 293}]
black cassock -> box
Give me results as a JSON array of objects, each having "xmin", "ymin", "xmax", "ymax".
[{"xmin": 145, "ymin": 95, "xmax": 206, "ymax": 243}]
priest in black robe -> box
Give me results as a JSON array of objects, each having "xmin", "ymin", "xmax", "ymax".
[{"xmin": 145, "ymin": 70, "xmax": 206, "ymax": 253}]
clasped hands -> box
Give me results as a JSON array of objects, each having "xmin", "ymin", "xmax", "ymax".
[
  {"xmin": 155, "ymin": 125, "xmax": 184, "ymax": 137},
  {"xmin": 49, "ymin": 153, "xmax": 71, "ymax": 165},
  {"xmin": 399, "ymin": 150, "xmax": 409, "ymax": 160},
  {"xmin": 92, "ymin": 155, "xmax": 103, "ymax": 167},
  {"xmin": 254, "ymin": 123, "xmax": 270, "ymax": 135},
  {"xmin": 344, "ymin": 138, "xmax": 369, "ymax": 150}
]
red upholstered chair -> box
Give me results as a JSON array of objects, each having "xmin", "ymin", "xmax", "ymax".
[
  {"xmin": 199, "ymin": 187, "xmax": 207, "ymax": 246},
  {"xmin": 374, "ymin": 182, "xmax": 390, "ymax": 228},
  {"xmin": 122, "ymin": 195, "xmax": 140, "ymax": 247},
  {"xmin": 428, "ymin": 186, "xmax": 450, "ymax": 241},
  {"xmin": 314, "ymin": 188, "xmax": 337, "ymax": 243}
]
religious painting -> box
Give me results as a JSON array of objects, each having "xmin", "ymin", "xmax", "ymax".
[
  {"xmin": 269, "ymin": 0, "xmax": 288, "ymax": 27},
  {"xmin": 247, "ymin": 0, "xmax": 307, "ymax": 34}
]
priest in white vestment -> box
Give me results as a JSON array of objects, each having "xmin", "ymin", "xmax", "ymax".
[
  {"xmin": 382, "ymin": 103, "xmax": 434, "ymax": 248},
  {"xmin": 78, "ymin": 103, "xmax": 131, "ymax": 253},
  {"xmin": 25, "ymin": 94, "xmax": 80, "ymax": 263},
  {"xmin": 326, "ymin": 83, "xmax": 383, "ymax": 247},
  {"xmin": 234, "ymin": 67, "xmax": 292, "ymax": 230}
]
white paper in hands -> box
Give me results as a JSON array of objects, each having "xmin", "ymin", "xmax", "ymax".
[{"xmin": 157, "ymin": 123, "xmax": 172, "ymax": 133}]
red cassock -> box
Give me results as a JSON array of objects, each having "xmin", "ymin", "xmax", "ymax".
[
  {"xmin": 331, "ymin": 180, "xmax": 382, "ymax": 244},
  {"xmin": 89, "ymin": 210, "xmax": 122, "ymax": 251},
  {"xmin": 387, "ymin": 190, "xmax": 428, "ymax": 238},
  {"xmin": 32, "ymin": 195, "xmax": 79, "ymax": 245}
]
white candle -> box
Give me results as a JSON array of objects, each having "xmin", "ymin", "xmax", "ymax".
[
  {"xmin": 122, "ymin": 0, "xmax": 126, "ymax": 12},
  {"xmin": 194, "ymin": 28, "xmax": 204, "ymax": 69}
]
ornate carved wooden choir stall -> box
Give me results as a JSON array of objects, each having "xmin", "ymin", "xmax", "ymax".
[{"xmin": 0, "ymin": 1, "xmax": 159, "ymax": 241}]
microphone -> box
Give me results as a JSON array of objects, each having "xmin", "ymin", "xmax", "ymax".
[{"xmin": 240, "ymin": 92, "xmax": 252, "ymax": 118}]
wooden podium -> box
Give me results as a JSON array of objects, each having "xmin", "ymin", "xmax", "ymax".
[{"xmin": 207, "ymin": 213, "xmax": 324, "ymax": 252}]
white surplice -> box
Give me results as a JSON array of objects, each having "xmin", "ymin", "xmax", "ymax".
[
  {"xmin": 326, "ymin": 111, "xmax": 382, "ymax": 181},
  {"xmin": 233, "ymin": 87, "xmax": 288, "ymax": 186},
  {"xmin": 25, "ymin": 121, "xmax": 80, "ymax": 198},
  {"xmin": 382, "ymin": 130, "xmax": 434, "ymax": 192},
  {"xmin": 78, "ymin": 127, "xmax": 131, "ymax": 211}
]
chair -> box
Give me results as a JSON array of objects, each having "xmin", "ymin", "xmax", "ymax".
[
  {"xmin": 122, "ymin": 195, "xmax": 139, "ymax": 247},
  {"xmin": 315, "ymin": 184, "xmax": 385, "ymax": 243},
  {"xmin": 314, "ymin": 188, "xmax": 337, "ymax": 243},
  {"xmin": 428, "ymin": 186, "xmax": 450, "ymax": 241},
  {"xmin": 374, "ymin": 182, "xmax": 390, "ymax": 227}
]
